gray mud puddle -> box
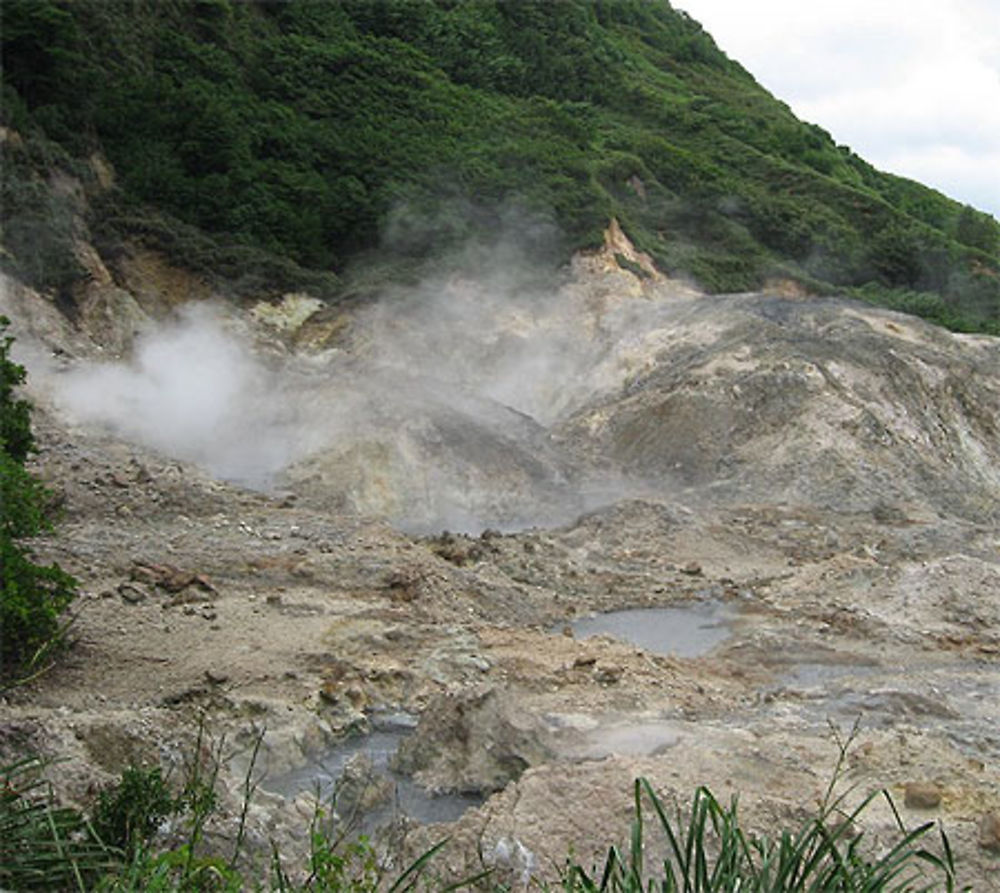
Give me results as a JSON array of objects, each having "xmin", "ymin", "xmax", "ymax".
[
  {"xmin": 765, "ymin": 656, "xmax": 1000, "ymax": 760},
  {"xmin": 262, "ymin": 723, "xmax": 483, "ymax": 826},
  {"xmin": 546, "ymin": 716, "xmax": 683, "ymax": 761},
  {"xmin": 818, "ymin": 673, "xmax": 1000, "ymax": 757},
  {"xmin": 564, "ymin": 601, "xmax": 736, "ymax": 657}
]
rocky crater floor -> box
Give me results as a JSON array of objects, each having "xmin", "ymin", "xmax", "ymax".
[{"xmin": 1, "ymin": 240, "xmax": 999, "ymax": 886}]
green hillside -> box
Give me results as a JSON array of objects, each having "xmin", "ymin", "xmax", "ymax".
[{"xmin": 2, "ymin": 0, "xmax": 998, "ymax": 331}]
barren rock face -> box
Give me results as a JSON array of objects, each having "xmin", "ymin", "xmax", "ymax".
[
  {"xmin": 281, "ymin": 377, "xmax": 584, "ymax": 533},
  {"xmin": 557, "ymin": 293, "xmax": 1000, "ymax": 522},
  {"xmin": 285, "ymin": 285, "xmax": 1000, "ymax": 531}
]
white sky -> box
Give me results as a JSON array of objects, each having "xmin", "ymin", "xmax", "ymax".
[{"xmin": 675, "ymin": 0, "xmax": 1000, "ymax": 221}]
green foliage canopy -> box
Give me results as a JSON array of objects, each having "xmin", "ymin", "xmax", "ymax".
[{"xmin": 1, "ymin": 0, "xmax": 997, "ymax": 330}]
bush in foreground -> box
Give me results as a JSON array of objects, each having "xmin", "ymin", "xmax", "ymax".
[
  {"xmin": 0, "ymin": 316, "xmax": 77, "ymax": 683},
  {"xmin": 0, "ymin": 735, "xmax": 966, "ymax": 891}
]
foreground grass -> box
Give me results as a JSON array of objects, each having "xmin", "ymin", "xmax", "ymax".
[
  {"xmin": 1, "ymin": 744, "xmax": 965, "ymax": 892},
  {"xmin": 559, "ymin": 779, "xmax": 962, "ymax": 893}
]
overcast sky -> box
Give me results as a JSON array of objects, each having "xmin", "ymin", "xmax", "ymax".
[{"xmin": 675, "ymin": 0, "xmax": 1000, "ymax": 221}]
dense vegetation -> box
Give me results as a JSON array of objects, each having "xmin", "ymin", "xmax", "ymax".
[
  {"xmin": 1, "ymin": 0, "xmax": 998, "ymax": 331},
  {"xmin": 0, "ymin": 317, "xmax": 77, "ymax": 681}
]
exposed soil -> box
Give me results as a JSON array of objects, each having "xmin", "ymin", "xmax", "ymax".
[{"xmin": 1, "ymin": 235, "xmax": 998, "ymax": 887}]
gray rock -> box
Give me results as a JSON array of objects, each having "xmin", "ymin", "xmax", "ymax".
[
  {"xmin": 594, "ymin": 664, "xmax": 624, "ymax": 685},
  {"xmin": 392, "ymin": 687, "xmax": 552, "ymax": 794},
  {"xmin": 118, "ymin": 582, "xmax": 149, "ymax": 604},
  {"xmin": 334, "ymin": 753, "xmax": 393, "ymax": 816}
]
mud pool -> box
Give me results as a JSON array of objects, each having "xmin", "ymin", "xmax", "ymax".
[
  {"xmin": 562, "ymin": 604, "xmax": 1000, "ymax": 768},
  {"xmin": 563, "ymin": 601, "xmax": 736, "ymax": 657},
  {"xmin": 778, "ymin": 667, "xmax": 1000, "ymax": 759},
  {"xmin": 262, "ymin": 726, "xmax": 484, "ymax": 827}
]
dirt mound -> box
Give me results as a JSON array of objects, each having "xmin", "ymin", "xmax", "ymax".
[{"xmin": 558, "ymin": 293, "xmax": 1000, "ymax": 522}]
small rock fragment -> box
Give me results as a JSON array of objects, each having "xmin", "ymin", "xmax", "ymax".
[
  {"xmin": 204, "ymin": 669, "xmax": 229, "ymax": 685},
  {"xmin": 904, "ymin": 782, "xmax": 942, "ymax": 809},
  {"xmin": 385, "ymin": 566, "xmax": 424, "ymax": 602},
  {"xmin": 118, "ymin": 582, "xmax": 148, "ymax": 604},
  {"xmin": 344, "ymin": 686, "xmax": 368, "ymax": 708},
  {"xmin": 979, "ymin": 812, "xmax": 1000, "ymax": 852},
  {"xmin": 681, "ymin": 561, "xmax": 703, "ymax": 576},
  {"xmin": 130, "ymin": 564, "xmax": 161, "ymax": 586},
  {"xmin": 594, "ymin": 664, "xmax": 623, "ymax": 685}
]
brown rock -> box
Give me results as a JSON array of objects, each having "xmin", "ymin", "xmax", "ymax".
[
  {"xmin": 344, "ymin": 685, "xmax": 368, "ymax": 709},
  {"xmin": 168, "ymin": 590, "xmax": 213, "ymax": 607},
  {"xmin": 979, "ymin": 812, "xmax": 1000, "ymax": 853},
  {"xmin": 130, "ymin": 564, "xmax": 161, "ymax": 586},
  {"xmin": 159, "ymin": 568, "xmax": 198, "ymax": 593},
  {"xmin": 904, "ymin": 782, "xmax": 942, "ymax": 809},
  {"xmin": 132, "ymin": 562, "xmax": 217, "ymax": 595},
  {"xmin": 681, "ymin": 561, "xmax": 703, "ymax": 576}
]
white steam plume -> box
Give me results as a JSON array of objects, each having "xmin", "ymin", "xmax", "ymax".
[
  {"xmin": 49, "ymin": 237, "xmax": 695, "ymax": 530},
  {"xmin": 54, "ymin": 304, "xmax": 317, "ymax": 486}
]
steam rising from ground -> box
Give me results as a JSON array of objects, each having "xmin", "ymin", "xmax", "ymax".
[
  {"xmin": 55, "ymin": 305, "xmax": 327, "ymax": 486},
  {"xmin": 52, "ymin": 260, "xmax": 687, "ymax": 531},
  {"xmin": 358, "ymin": 274, "xmax": 597, "ymax": 423}
]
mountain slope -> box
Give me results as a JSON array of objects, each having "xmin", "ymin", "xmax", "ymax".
[{"xmin": 1, "ymin": 0, "xmax": 998, "ymax": 330}]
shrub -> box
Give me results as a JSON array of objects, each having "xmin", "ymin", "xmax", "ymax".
[
  {"xmin": 0, "ymin": 316, "xmax": 78, "ymax": 682},
  {"xmin": 91, "ymin": 765, "xmax": 178, "ymax": 855},
  {"xmin": 561, "ymin": 779, "xmax": 961, "ymax": 892},
  {"xmin": 561, "ymin": 723, "xmax": 964, "ymax": 892},
  {"xmin": 0, "ymin": 315, "xmax": 34, "ymax": 464},
  {"xmin": 0, "ymin": 533, "xmax": 77, "ymax": 676},
  {"xmin": 0, "ymin": 756, "xmax": 115, "ymax": 890}
]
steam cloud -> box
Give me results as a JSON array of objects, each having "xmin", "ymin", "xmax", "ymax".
[
  {"xmin": 51, "ymin": 250, "xmax": 690, "ymax": 532},
  {"xmin": 54, "ymin": 305, "xmax": 326, "ymax": 486}
]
